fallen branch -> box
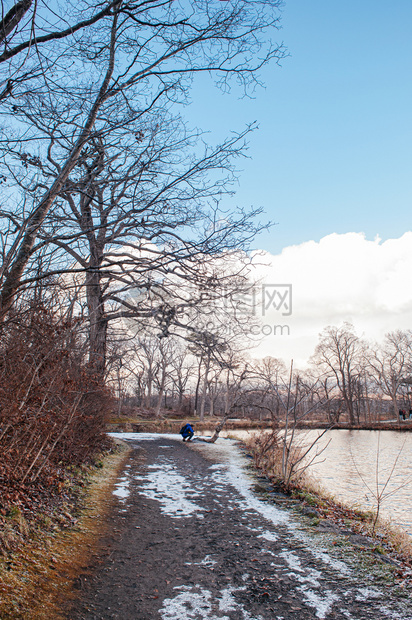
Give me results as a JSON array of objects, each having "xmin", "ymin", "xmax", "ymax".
[{"xmin": 195, "ymin": 415, "xmax": 229, "ymax": 443}]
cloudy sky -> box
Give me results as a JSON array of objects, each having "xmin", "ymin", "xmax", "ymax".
[
  {"xmin": 249, "ymin": 232, "xmax": 412, "ymax": 366},
  {"xmin": 184, "ymin": 1, "xmax": 412, "ymax": 365}
]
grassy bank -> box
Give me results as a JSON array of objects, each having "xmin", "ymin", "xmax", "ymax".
[
  {"xmin": 107, "ymin": 415, "xmax": 269, "ymax": 434},
  {"xmin": 244, "ymin": 438, "xmax": 412, "ymax": 588},
  {"xmin": 107, "ymin": 414, "xmax": 412, "ymax": 434},
  {"xmin": 0, "ymin": 439, "xmax": 131, "ymax": 620}
]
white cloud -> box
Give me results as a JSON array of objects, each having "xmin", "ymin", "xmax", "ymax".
[{"xmin": 249, "ymin": 232, "xmax": 412, "ymax": 367}]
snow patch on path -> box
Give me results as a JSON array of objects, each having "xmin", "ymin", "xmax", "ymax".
[
  {"xmin": 205, "ymin": 442, "xmax": 291, "ymax": 529},
  {"xmin": 113, "ymin": 474, "xmax": 131, "ymax": 501},
  {"xmin": 109, "ymin": 432, "xmax": 182, "ymax": 442},
  {"xmin": 258, "ymin": 530, "xmax": 279, "ymax": 542},
  {"xmin": 159, "ymin": 584, "xmax": 264, "ymax": 620},
  {"xmin": 139, "ymin": 458, "xmax": 204, "ymax": 518},
  {"xmin": 279, "ymin": 550, "xmax": 339, "ymax": 618},
  {"xmin": 298, "ymin": 585, "xmax": 340, "ymax": 620}
]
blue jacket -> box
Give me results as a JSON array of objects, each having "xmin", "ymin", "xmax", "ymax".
[{"xmin": 180, "ymin": 423, "xmax": 194, "ymax": 437}]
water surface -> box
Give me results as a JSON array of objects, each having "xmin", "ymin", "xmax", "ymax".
[{"xmin": 213, "ymin": 428, "xmax": 412, "ymax": 535}]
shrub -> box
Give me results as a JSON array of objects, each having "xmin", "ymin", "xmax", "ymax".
[{"xmin": 0, "ymin": 297, "xmax": 113, "ymax": 518}]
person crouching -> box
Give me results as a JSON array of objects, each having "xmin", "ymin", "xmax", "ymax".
[{"xmin": 179, "ymin": 423, "xmax": 194, "ymax": 441}]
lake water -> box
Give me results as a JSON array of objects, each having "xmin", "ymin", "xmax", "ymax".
[{"xmin": 213, "ymin": 428, "xmax": 412, "ymax": 535}]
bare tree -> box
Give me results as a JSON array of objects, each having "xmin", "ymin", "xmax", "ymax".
[
  {"xmin": 0, "ymin": 0, "xmax": 285, "ymax": 323},
  {"xmin": 189, "ymin": 329, "xmax": 229, "ymax": 420},
  {"xmin": 247, "ymin": 360, "xmax": 331, "ymax": 488},
  {"xmin": 32, "ymin": 121, "xmax": 260, "ymax": 375},
  {"xmin": 302, "ymin": 367, "xmax": 343, "ymax": 424},
  {"xmin": 312, "ymin": 323, "xmax": 363, "ymax": 426},
  {"xmin": 169, "ymin": 343, "xmax": 195, "ymax": 411},
  {"xmin": 196, "ymin": 352, "xmax": 250, "ymax": 442},
  {"xmin": 152, "ymin": 339, "xmax": 176, "ymax": 417},
  {"xmin": 366, "ymin": 330, "xmax": 412, "ymax": 418},
  {"xmin": 249, "ymin": 356, "xmax": 287, "ymax": 421}
]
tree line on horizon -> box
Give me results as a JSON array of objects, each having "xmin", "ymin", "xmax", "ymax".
[{"xmin": 111, "ymin": 322, "xmax": 412, "ymax": 427}]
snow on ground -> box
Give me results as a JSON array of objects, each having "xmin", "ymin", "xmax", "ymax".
[
  {"xmin": 109, "ymin": 433, "xmax": 290, "ymax": 528},
  {"xmin": 109, "ymin": 433, "xmax": 409, "ymax": 620},
  {"xmin": 112, "ymin": 463, "xmax": 132, "ymax": 502},
  {"xmin": 136, "ymin": 458, "xmax": 205, "ymax": 518},
  {"xmin": 159, "ymin": 583, "xmax": 264, "ymax": 620}
]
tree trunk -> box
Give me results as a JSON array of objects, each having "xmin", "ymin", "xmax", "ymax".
[
  {"xmin": 197, "ymin": 415, "xmax": 229, "ymax": 444},
  {"xmin": 199, "ymin": 352, "xmax": 211, "ymax": 422},
  {"xmin": 391, "ymin": 395, "xmax": 399, "ymax": 418},
  {"xmin": 155, "ymin": 373, "xmax": 166, "ymax": 417},
  {"xmin": 145, "ymin": 374, "xmax": 152, "ymax": 409},
  {"xmin": 86, "ymin": 269, "xmax": 107, "ymax": 379},
  {"xmin": 0, "ymin": 0, "xmax": 32, "ymax": 45},
  {"xmin": 342, "ymin": 390, "xmax": 355, "ymax": 425},
  {"xmin": 194, "ymin": 361, "xmax": 202, "ymax": 416}
]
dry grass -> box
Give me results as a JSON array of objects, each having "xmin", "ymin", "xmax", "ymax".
[
  {"xmin": 0, "ymin": 439, "xmax": 131, "ymax": 619},
  {"xmin": 245, "ymin": 433, "xmax": 412, "ymax": 576},
  {"xmin": 108, "ymin": 415, "xmax": 268, "ymax": 434},
  {"xmin": 294, "ymin": 470, "xmax": 412, "ymax": 567}
]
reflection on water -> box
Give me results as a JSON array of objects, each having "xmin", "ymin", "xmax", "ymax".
[{"xmin": 217, "ymin": 429, "xmax": 412, "ymax": 535}]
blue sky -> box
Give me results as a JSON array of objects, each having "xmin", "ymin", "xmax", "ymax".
[{"xmin": 185, "ymin": 1, "xmax": 412, "ymax": 254}]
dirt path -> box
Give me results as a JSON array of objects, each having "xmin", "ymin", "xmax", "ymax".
[{"xmin": 66, "ymin": 434, "xmax": 411, "ymax": 620}]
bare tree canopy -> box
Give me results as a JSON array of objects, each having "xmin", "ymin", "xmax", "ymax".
[
  {"xmin": 312, "ymin": 323, "xmax": 363, "ymax": 426},
  {"xmin": 0, "ymin": 0, "xmax": 285, "ymax": 323},
  {"xmin": 365, "ymin": 330, "xmax": 412, "ymax": 416}
]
